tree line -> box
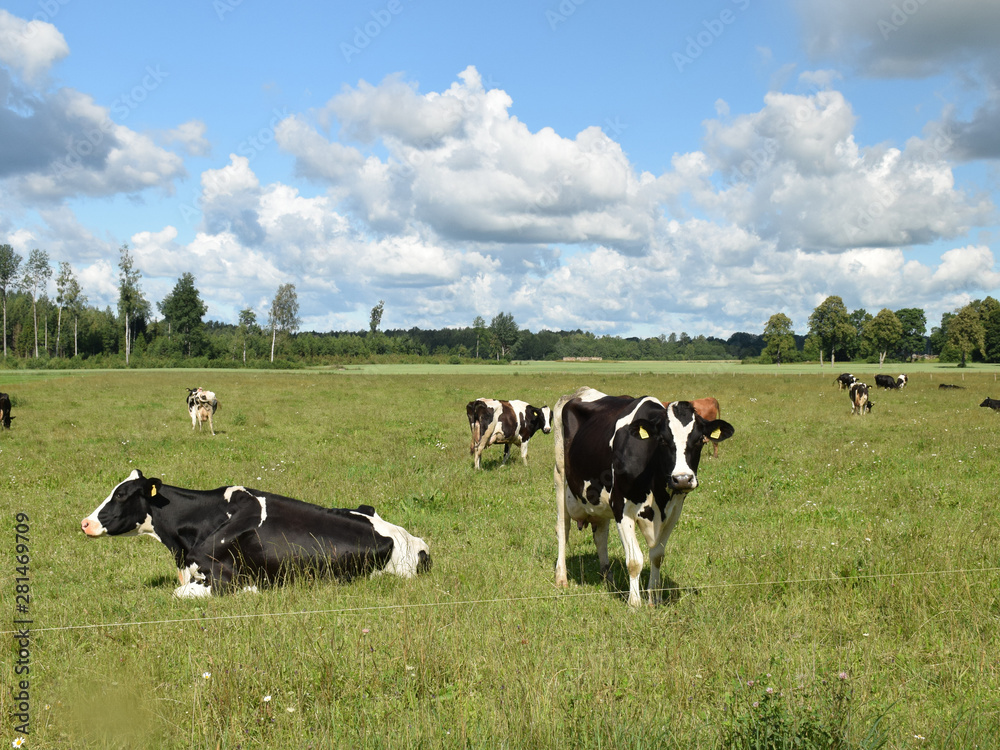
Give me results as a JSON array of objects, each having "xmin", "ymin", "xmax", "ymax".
[{"xmin": 1, "ymin": 242, "xmax": 997, "ymax": 367}]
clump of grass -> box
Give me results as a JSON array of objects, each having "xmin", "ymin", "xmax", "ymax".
[{"xmin": 719, "ymin": 672, "xmax": 888, "ymax": 750}]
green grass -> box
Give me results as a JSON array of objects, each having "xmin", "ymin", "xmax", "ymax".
[{"xmin": 1, "ymin": 368, "xmax": 999, "ymax": 748}]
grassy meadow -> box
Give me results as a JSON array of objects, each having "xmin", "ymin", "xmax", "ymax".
[{"xmin": 1, "ymin": 364, "xmax": 999, "ymax": 748}]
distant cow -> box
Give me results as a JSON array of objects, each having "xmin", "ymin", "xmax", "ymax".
[
  {"xmin": 849, "ymin": 382, "xmax": 873, "ymax": 415},
  {"xmin": 81, "ymin": 470, "xmax": 431, "ymax": 597},
  {"xmin": 939, "ymin": 383, "xmax": 964, "ymax": 389},
  {"xmin": 836, "ymin": 373, "xmax": 856, "ymax": 390},
  {"xmin": 553, "ymin": 387, "xmax": 734, "ymax": 607},
  {"xmin": 0, "ymin": 392, "xmax": 12, "ymax": 429},
  {"xmin": 187, "ymin": 387, "xmax": 219, "ymax": 435},
  {"xmin": 980, "ymin": 397, "xmax": 1000, "ymax": 411},
  {"xmin": 690, "ymin": 397, "xmax": 722, "ymax": 458},
  {"xmin": 874, "ymin": 373, "xmax": 907, "ymax": 390},
  {"xmin": 466, "ymin": 398, "xmax": 552, "ymax": 469}
]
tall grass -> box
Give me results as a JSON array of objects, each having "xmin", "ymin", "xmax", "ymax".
[{"xmin": 1, "ymin": 368, "xmax": 998, "ymax": 748}]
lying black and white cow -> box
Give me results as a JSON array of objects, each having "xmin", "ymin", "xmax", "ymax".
[
  {"xmin": 553, "ymin": 387, "xmax": 734, "ymax": 607},
  {"xmin": 81, "ymin": 470, "xmax": 431, "ymax": 597},
  {"xmin": 980, "ymin": 397, "xmax": 1000, "ymax": 411},
  {"xmin": 835, "ymin": 373, "xmax": 856, "ymax": 390},
  {"xmin": 849, "ymin": 382, "xmax": 873, "ymax": 415},
  {"xmin": 0, "ymin": 392, "xmax": 12, "ymax": 429},
  {"xmin": 466, "ymin": 398, "xmax": 552, "ymax": 469},
  {"xmin": 186, "ymin": 387, "xmax": 219, "ymax": 435},
  {"xmin": 874, "ymin": 373, "xmax": 907, "ymax": 390}
]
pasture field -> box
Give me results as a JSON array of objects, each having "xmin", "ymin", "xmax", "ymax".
[{"xmin": 1, "ymin": 367, "xmax": 999, "ymax": 748}]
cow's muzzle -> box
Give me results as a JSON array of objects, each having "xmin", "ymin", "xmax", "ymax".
[
  {"xmin": 669, "ymin": 473, "xmax": 697, "ymax": 491},
  {"xmin": 80, "ymin": 518, "xmax": 105, "ymax": 536}
]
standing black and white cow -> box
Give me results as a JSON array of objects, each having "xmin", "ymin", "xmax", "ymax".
[
  {"xmin": 849, "ymin": 382, "xmax": 873, "ymax": 415},
  {"xmin": 553, "ymin": 387, "xmax": 734, "ymax": 607},
  {"xmin": 835, "ymin": 373, "xmax": 857, "ymax": 390},
  {"xmin": 81, "ymin": 470, "xmax": 431, "ymax": 597},
  {"xmin": 186, "ymin": 387, "xmax": 219, "ymax": 435},
  {"xmin": 466, "ymin": 398, "xmax": 552, "ymax": 469},
  {"xmin": 0, "ymin": 392, "xmax": 12, "ymax": 429}
]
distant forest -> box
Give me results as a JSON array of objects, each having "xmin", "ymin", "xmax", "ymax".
[{"xmin": 2, "ymin": 242, "xmax": 1000, "ymax": 368}]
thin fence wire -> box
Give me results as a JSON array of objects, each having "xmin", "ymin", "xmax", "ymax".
[{"xmin": 5, "ymin": 565, "xmax": 997, "ymax": 636}]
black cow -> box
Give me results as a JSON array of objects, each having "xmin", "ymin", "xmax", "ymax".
[
  {"xmin": 0, "ymin": 392, "xmax": 12, "ymax": 429},
  {"xmin": 835, "ymin": 373, "xmax": 856, "ymax": 390},
  {"xmin": 553, "ymin": 387, "xmax": 734, "ymax": 607},
  {"xmin": 81, "ymin": 470, "xmax": 430, "ymax": 597},
  {"xmin": 849, "ymin": 382, "xmax": 873, "ymax": 415},
  {"xmin": 874, "ymin": 373, "xmax": 907, "ymax": 390},
  {"xmin": 980, "ymin": 398, "xmax": 1000, "ymax": 411},
  {"xmin": 466, "ymin": 398, "xmax": 552, "ymax": 469}
]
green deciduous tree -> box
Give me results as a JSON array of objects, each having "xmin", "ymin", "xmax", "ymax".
[
  {"xmin": 0, "ymin": 244, "xmax": 22, "ymax": 357},
  {"xmin": 489, "ymin": 311, "xmax": 520, "ymax": 360},
  {"xmin": 948, "ymin": 303, "xmax": 985, "ymax": 367},
  {"xmin": 472, "ymin": 315, "xmax": 486, "ymax": 359},
  {"xmin": 369, "ymin": 299, "xmax": 385, "ymax": 335},
  {"xmin": 894, "ymin": 307, "xmax": 927, "ymax": 360},
  {"xmin": 55, "ymin": 262, "xmax": 85, "ymax": 357},
  {"xmin": 158, "ymin": 273, "xmax": 208, "ymax": 357},
  {"xmin": 862, "ymin": 308, "xmax": 903, "ymax": 368},
  {"xmin": 761, "ymin": 313, "xmax": 796, "ymax": 365},
  {"xmin": 268, "ymin": 283, "xmax": 300, "ymax": 362},
  {"xmin": 117, "ymin": 244, "xmax": 149, "ymax": 365},
  {"xmin": 808, "ymin": 296, "xmax": 854, "ymax": 367},
  {"xmin": 238, "ymin": 307, "xmax": 259, "ymax": 363},
  {"xmin": 20, "ymin": 248, "xmax": 52, "ymax": 358}
]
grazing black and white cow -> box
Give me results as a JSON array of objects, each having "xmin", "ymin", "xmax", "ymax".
[
  {"xmin": 81, "ymin": 470, "xmax": 431, "ymax": 598},
  {"xmin": 836, "ymin": 373, "xmax": 857, "ymax": 390},
  {"xmin": 849, "ymin": 382, "xmax": 873, "ymax": 415},
  {"xmin": 0, "ymin": 392, "xmax": 12, "ymax": 429},
  {"xmin": 466, "ymin": 398, "xmax": 552, "ymax": 469},
  {"xmin": 187, "ymin": 387, "xmax": 219, "ymax": 435},
  {"xmin": 875, "ymin": 373, "xmax": 907, "ymax": 390},
  {"xmin": 553, "ymin": 387, "xmax": 734, "ymax": 607},
  {"xmin": 980, "ymin": 397, "xmax": 1000, "ymax": 411}
]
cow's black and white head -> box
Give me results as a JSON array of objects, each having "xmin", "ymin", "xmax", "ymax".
[
  {"xmin": 617, "ymin": 399, "xmax": 734, "ymax": 493},
  {"xmin": 81, "ymin": 469, "xmax": 163, "ymax": 538},
  {"xmin": 531, "ymin": 405, "xmax": 553, "ymax": 434}
]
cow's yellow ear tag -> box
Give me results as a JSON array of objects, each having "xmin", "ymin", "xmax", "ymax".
[
  {"xmin": 150, "ymin": 485, "xmax": 157, "ymax": 497},
  {"xmin": 638, "ymin": 426, "xmax": 650, "ymax": 439},
  {"xmin": 710, "ymin": 428, "xmax": 722, "ymax": 440}
]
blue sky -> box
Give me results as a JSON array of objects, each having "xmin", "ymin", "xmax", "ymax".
[{"xmin": 2, "ymin": 0, "xmax": 998, "ymax": 338}]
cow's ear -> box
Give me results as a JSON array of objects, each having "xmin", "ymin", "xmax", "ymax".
[
  {"xmin": 144, "ymin": 477, "xmax": 163, "ymax": 498},
  {"xmin": 629, "ymin": 418, "xmax": 659, "ymax": 441},
  {"xmin": 704, "ymin": 419, "xmax": 735, "ymax": 444}
]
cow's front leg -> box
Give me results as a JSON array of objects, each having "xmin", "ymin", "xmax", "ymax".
[
  {"xmin": 615, "ymin": 514, "xmax": 645, "ymax": 608},
  {"xmin": 519, "ymin": 440, "xmax": 530, "ymax": 465},
  {"xmin": 647, "ymin": 495, "xmax": 686, "ymax": 605},
  {"xmin": 174, "ymin": 562, "xmax": 212, "ymax": 598},
  {"xmin": 554, "ymin": 471, "xmax": 571, "ymax": 588},
  {"xmin": 501, "ymin": 443, "xmax": 511, "ymax": 465}
]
